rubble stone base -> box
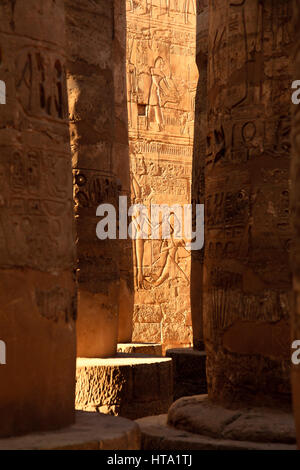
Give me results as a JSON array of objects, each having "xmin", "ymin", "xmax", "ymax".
[
  {"xmin": 0, "ymin": 411, "xmax": 140, "ymax": 450},
  {"xmin": 136, "ymin": 395, "xmax": 297, "ymax": 450},
  {"xmin": 76, "ymin": 354, "xmax": 173, "ymax": 419}
]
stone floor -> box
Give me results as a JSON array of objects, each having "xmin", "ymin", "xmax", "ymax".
[{"xmin": 0, "ymin": 411, "xmax": 140, "ymax": 450}]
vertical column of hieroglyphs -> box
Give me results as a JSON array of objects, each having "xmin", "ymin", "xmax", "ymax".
[
  {"xmin": 191, "ymin": 1, "xmax": 208, "ymax": 350},
  {"xmin": 66, "ymin": 0, "xmax": 120, "ymax": 357},
  {"xmin": 205, "ymin": 0, "xmax": 293, "ymax": 407},
  {"xmin": 291, "ymin": 0, "xmax": 300, "ymax": 447},
  {"xmin": 126, "ymin": 0, "xmax": 198, "ymax": 352},
  {"xmin": 0, "ymin": 0, "xmax": 76, "ymax": 437},
  {"xmin": 114, "ymin": 0, "xmax": 134, "ymax": 344}
]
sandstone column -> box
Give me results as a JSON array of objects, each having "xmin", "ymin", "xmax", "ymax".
[
  {"xmin": 191, "ymin": 0, "xmax": 208, "ymax": 350},
  {"xmin": 114, "ymin": 0, "xmax": 134, "ymax": 344},
  {"xmin": 204, "ymin": 0, "xmax": 293, "ymax": 408},
  {"xmin": 0, "ymin": 0, "xmax": 76, "ymax": 437},
  {"xmin": 135, "ymin": 1, "xmax": 297, "ymax": 449},
  {"xmin": 65, "ymin": 0, "xmax": 120, "ymax": 357},
  {"xmin": 291, "ymin": 0, "xmax": 300, "ymax": 448}
]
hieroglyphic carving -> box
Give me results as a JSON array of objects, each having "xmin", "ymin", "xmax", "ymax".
[
  {"xmin": 127, "ymin": 0, "xmax": 196, "ymax": 23},
  {"xmin": 204, "ymin": 0, "xmax": 293, "ymax": 407},
  {"xmin": 66, "ymin": 0, "xmax": 120, "ymax": 358},
  {"xmin": 35, "ymin": 287, "xmax": 76, "ymax": 322},
  {"xmin": 0, "ymin": 0, "xmax": 76, "ymax": 438},
  {"xmin": 0, "ymin": 26, "xmax": 73, "ymax": 271},
  {"xmin": 16, "ymin": 48, "xmax": 68, "ymax": 120},
  {"xmin": 0, "ymin": 146, "xmax": 74, "ymax": 270},
  {"xmin": 127, "ymin": 0, "xmax": 197, "ymax": 351}
]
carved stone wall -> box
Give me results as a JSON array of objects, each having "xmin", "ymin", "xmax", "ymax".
[
  {"xmin": 204, "ymin": 0, "xmax": 293, "ymax": 407},
  {"xmin": 66, "ymin": 0, "xmax": 120, "ymax": 357},
  {"xmin": 291, "ymin": 0, "xmax": 300, "ymax": 447},
  {"xmin": 126, "ymin": 0, "xmax": 198, "ymax": 352},
  {"xmin": 0, "ymin": 0, "xmax": 76, "ymax": 437}
]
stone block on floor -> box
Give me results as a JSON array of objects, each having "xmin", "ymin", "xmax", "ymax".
[{"xmin": 76, "ymin": 354, "xmax": 173, "ymax": 419}]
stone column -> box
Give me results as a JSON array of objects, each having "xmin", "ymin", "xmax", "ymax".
[
  {"xmin": 65, "ymin": 0, "xmax": 120, "ymax": 357},
  {"xmin": 114, "ymin": 0, "xmax": 134, "ymax": 344},
  {"xmin": 191, "ymin": 0, "xmax": 208, "ymax": 350},
  {"xmin": 204, "ymin": 0, "xmax": 293, "ymax": 408},
  {"xmin": 129, "ymin": 1, "xmax": 297, "ymax": 450},
  {"xmin": 0, "ymin": 0, "xmax": 76, "ymax": 437},
  {"xmin": 291, "ymin": 0, "xmax": 300, "ymax": 449}
]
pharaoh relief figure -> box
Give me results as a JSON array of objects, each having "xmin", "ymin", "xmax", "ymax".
[
  {"xmin": 130, "ymin": 157, "xmax": 147, "ymax": 289},
  {"xmin": 131, "ymin": 205, "xmax": 152, "ymax": 289},
  {"xmin": 131, "ymin": 210, "xmax": 190, "ymax": 291},
  {"xmin": 144, "ymin": 213, "xmax": 190, "ymax": 289},
  {"xmin": 130, "ymin": 165, "xmax": 190, "ymax": 291},
  {"xmin": 127, "ymin": 40, "xmax": 137, "ymax": 128},
  {"xmin": 146, "ymin": 56, "xmax": 169, "ymax": 131},
  {"xmin": 146, "ymin": 56, "xmax": 179, "ymax": 132}
]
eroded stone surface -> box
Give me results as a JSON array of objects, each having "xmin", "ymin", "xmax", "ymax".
[
  {"xmin": 0, "ymin": 0, "xmax": 76, "ymax": 438},
  {"xmin": 136, "ymin": 414, "xmax": 296, "ymax": 451},
  {"xmin": 65, "ymin": 0, "xmax": 120, "ymax": 357},
  {"xmin": 0, "ymin": 411, "xmax": 140, "ymax": 450},
  {"xmin": 167, "ymin": 395, "xmax": 296, "ymax": 444},
  {"xmin": 203, "ymin": 0, "xmax": 293, "ymax": 408},
  {"xmin": 114, "ymin": 0, "xmax": 135, "ymax": 344},
  {"xmin": 76, "ymin": 354, "xmax": 173, "ymax": 419}
]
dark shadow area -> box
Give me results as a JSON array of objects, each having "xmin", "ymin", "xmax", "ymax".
[{"xmin": 191, "ymin": 1, "xmax": 208, "ymax": 351}]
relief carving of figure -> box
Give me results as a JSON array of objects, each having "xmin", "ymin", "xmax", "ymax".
[
  {"xmin": 146, "ymin": 56, "xmax": 179, "ymax": 132},
  {"xmin": 146, "ymin": 56, "xmax": 169, "ymax": 131},
  {"xmin": 144, "ymin": 213, "xmax": 190, "ymax": 288}
]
